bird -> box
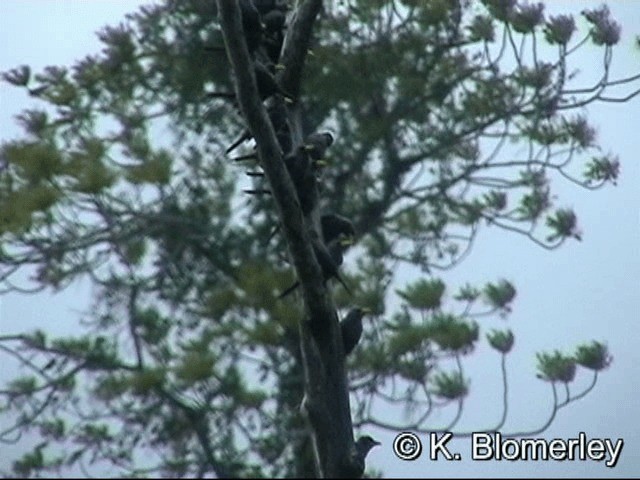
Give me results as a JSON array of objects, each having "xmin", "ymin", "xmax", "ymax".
[
  {"xmin": 349, "ymin": 436, "xmax": 381, "ymax": 478},
  {"xmin": 340, "ymin": 307, "xmax": 370, "ymax": 356},
  {"xmin": 242, "ymin": 145, "xmax": 325, "ymax": 213},
  {"xmin": 314, "ymin": 235, "xmax": 352, "ymax": 294},
  {"xmin": 303, "ymin": 132, "xmax": 334, "ymax": 161},
  {"xmin": 278, "ymin": 234, "xmax": 353, "ymax": 299},
  {"xmin": 283, "ymin": 146, "xmax": 328, "ymax": 214},
  {"xmin": 261, "ymin": 9, "xmax": 287, "ymax": 63},
  {"xmin": 262, "ymin": 9, "xmax": 287, "ymax": 34},
  {"xmin": 253, "ymin": 61, "xmax": 293, "ymax": 102},
  {"xmin": 321, "ymin": 213, "xmax": 355, "ymax": 244}
]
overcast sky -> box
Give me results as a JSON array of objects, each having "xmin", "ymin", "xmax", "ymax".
[{"xmin": 1, "ymin": 1, "xmax": 639, "ymax": 478}]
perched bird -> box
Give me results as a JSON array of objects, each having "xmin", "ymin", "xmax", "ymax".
[
  {"xmin": 283, "ymin": 146, "xmax": 327, "ymax": 214},
  {"xmin": 278, "ymin": 235, "xmax": 353, "ymax": 299},
  {"xmin": 340, "ymin": 307, "xmax": 370, "ymax": 356},
  {"xmin": 240, "ymin": 139, "xmax": 328, "ymax": 215},
  {"xmin": 254, "ymin": 61, "xmax": 293, "ymax": 102},
  {"xmin": 241, "ymin": 156, "xmax": 325, "ymax": 216},
  {"xmin": 262, "ymin": 9, "xmax": 287, "ymax": 63},
  {"xmin": 262, "ymin": 9, "xmax": 286, "ymax": 34},
  {"xmin": 321, "ymin": 213, "xmax": 355, "ymax": 244},
  {"xmin": 314, "ymin": 235, "xmax": 352, "ymax": 294},
  {"xmin": 303, "ymin": 132, "xmax": 334, "ymax": 161},
  {"xmin": 350, "ymin": 436, "xmax": 381, "ymax": 478}
]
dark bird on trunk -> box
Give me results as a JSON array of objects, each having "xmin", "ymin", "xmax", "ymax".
[
  {"xmin": 321, "ymin": 213, "xmax": 355, "ymax": 244},
  {"xmin": 340, "ymin": 307, "xmax": 371, "ymax": 356},
  {"xmin": 303, "ymin": 132, "xmax": 334, "ymax": 160},
  {"xmin": 348, "ymin": 436, "xmax": 381, "ymax": 478},
  {"xmin": 278, "ymin": 235, "xmax": 353, "ymax": 299},
  {"xmin": 283, "ymin": 146, "xmax": 329, "ymax": 214},
  {"xmin": 262, "ymin": 9, "xmax": 287, "ymax": 63},
  {"xmin": 254, "ymin": 61, "xmax": 293, "ymax": 102},
  {"xmin": 262, "ymin": 9, "xmax": 286, "ymax": 33},
  {"xmin": 239, "ymin": 143, "xmax": 326, "ymax": 214}
]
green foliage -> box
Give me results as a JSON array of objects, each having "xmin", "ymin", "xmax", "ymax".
[
  {"xmin": 12, "ymin": 444, "xmax": 46, "ymax": 478},
  {"xmin": 536, "ymin": 350, "xmax": 577, "ymax": 383},
  {"xmin": 396, "ymin": 278, "xmax": 446, "ymax": 311},
  {"xmin": 584, "ymin": 154, "xmax": 620, "ymax": 186},
  {"xmin": 454, "ymin": 283, "xmax": 481, "ymax": 302},
  {"xmin": 2, "ymin": 65, "xmax": 31, "ymax": 86},
  {"xmin": 7, "ymin": 376, "xmax": 38, "ymax": 396},
  {"xmin": 129, "ymin": 368, "xmax": 166, "ymax": 395},
  {"xmin": 575, "ymin": 341, "xmax": 612, "ymax": 371},
  {"xmin": 432, "ymin": 371, "xmax": 469, "ymax": 400},
  {"xmin": 125, "ymin": 149, "xmax": 172, "ymax": 185},
  {"xmin": 544, "ymin": 15, "xmax": 576, "ymax": 45},
  {"xmin": 39, "ymin": 418, "xmax": 66, "ymax": 441},
  {"xmin": 487, "ymin": 329, "xmax": 515, "ymax": 354},
  {"xmin": 426, "ymin": 313, "xmax": 478, "ymax": 353},
  {"xmin": 174, "ymin": 351, "xmax": 216, "ymax": 384},
  {"xmin": 483, "ymin": 279, "xmax": 517, "ymax": 312},
  {"xmin": 546, "ymin": 208, "xmax": 581, "ymax": 242},
  {"xmin": 386, "ymin": 322, "xmax": 432, "ymax": 358}
]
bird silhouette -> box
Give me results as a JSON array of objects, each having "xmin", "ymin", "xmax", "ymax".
[
  {"xmin": 340, "ymin": 307, "xmax": 371, "ymax": 356},
  {"xmin": 278, "ymin": 235, "xmax": 353, "ymax": 299}
]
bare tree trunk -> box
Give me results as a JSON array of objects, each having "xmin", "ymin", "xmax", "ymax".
[{"xmin": 215, "ymin": 1, "xmax": 360, "ymax": 477}]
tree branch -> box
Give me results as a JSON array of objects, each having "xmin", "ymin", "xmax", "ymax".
[
  {"xmin": 216, "ymin": 2, "xmax": 356, "ymax": 477},
  {"xmin": 279, "ymin": 0, "xmax": 324, "ymax": 100}
]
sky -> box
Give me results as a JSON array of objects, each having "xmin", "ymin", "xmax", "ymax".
[{"xmin": 1, "ymin": 1, "xmax": 639, "ymax": 478}]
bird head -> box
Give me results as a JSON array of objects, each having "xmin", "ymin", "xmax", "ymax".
[
  {"xmin": 355, "ymin": 435, "xmax": 381, "ymax": 457},
  {"xmin": 320, "ymin": 131, "xmax": 334, "ymax": 147},
  {"xmin": 303, "ymin": 131, "xmax": 334, "ymax": 152}
]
